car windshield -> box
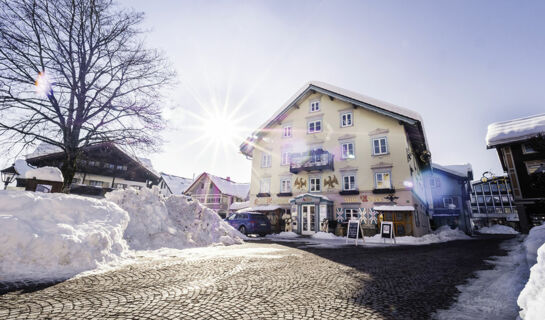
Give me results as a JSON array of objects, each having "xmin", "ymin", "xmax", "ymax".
[{"xmin": 251, "ymin": 214, "xmax": 268, "ymax": 222}]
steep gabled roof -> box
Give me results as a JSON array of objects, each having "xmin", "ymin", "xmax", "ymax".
[
  {"xmin": 486, "ymin": 113, "xmax": 545, "ymax": 148},
  {"xmin": 186, "ymin": 172, "xmax": 250, "ymax": 199},
  {"xmin": 160, "ymin": 172, "xmax": 193, "ymax": 194},
  {"xmin": 240, "ymin": 81, "xmax": 428, "ymax": 157},
  {"xmin": 432, "ymin": 163, "xmax": 473, "ymax": 179}
]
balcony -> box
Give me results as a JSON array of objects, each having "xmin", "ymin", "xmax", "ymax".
[{"xmin": 289, "ymin": 149, "xmax": 334, "ymax": 174}]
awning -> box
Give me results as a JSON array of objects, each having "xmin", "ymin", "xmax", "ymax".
[
  {"xmin": 240, "ymin": 205, "xmax": 281, "ymax": 212},
  {"xmin": 373, "ymin": 205, "xmax": 415, "ymax": 211},
  {"xmin": 229, "ymin": 201, "xmax": 250, "ymax": 210}
]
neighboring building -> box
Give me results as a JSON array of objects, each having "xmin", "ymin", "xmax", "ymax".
[
  {"xmin": 486, "ymin": 113, "xmax": 545, "ymax": 233},
  {"xmin": 426, "ymin": 163, "xmax": 473, "ymax": 234},
  {"xmin": 469, "ymin": 175, "xmax": 519, "ymax": 230},
  {"xmin": 23, "ymin": 142, "xmax": 160, "ymax": 196},
  {"xmin": 185, "ymin": 172, "xmax": 250, "ymax": 218},
  {"xmin": 159, "ymin": 172, "xmax": 193, "ymax": 196},
  {"xmin": 239, "ymin": 81, "xmax": 432, "ymax": 237}
]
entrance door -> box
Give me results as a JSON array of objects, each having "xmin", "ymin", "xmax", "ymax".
[{"xmin": 301, "ymin": 204, "xmax": 316, "ymax": 235}]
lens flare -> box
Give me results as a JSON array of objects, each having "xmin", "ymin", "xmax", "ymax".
[{"xmin": 35, "ymin": 72, "xmax": 52, "ymax": 97}]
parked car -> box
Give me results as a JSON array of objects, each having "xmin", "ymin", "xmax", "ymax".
[{"xmin": 225, "ymin": 212, "xmax": 271, "ymax": 236}]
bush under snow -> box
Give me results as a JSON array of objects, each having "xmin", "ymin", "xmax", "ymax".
[
  {"xmin": 105, "ymin": 187, "xmax": 245, "ymax": 250},
  {"xmin": 0, "ymin": 191, "xmax": 128, "ymax": 281},
  {"xmin": 479, "ymin": 224, "xmax": 519, "ymax": 235},
  {"xmin": 518, "ymin": 224, "xmax": 545, "ymax": 320}
]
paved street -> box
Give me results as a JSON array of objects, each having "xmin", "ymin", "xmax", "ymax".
[{"xmin": 0, "ymin": 237, "xmax": 512, "ymax": 320}]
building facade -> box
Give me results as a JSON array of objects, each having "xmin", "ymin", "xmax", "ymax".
[
  {"xmin": 185, "ymin": 172, "xmax": 250, "ymax": 218},
  {"xmin": 22, "ymin": 143, "xmax": 159, "ymax": 196},
  {"xmin": 240, "ymin": 82, "xmax": 432, "ymax": 237},
  {"xmin": 426, "ymin": 163, "xmax": 473, "ymax": 234},
  {"xmin": 469, "ymin": 175, "xmax": 519, "ymax": 230},
  {"xmin": 486, "ymin": 114, "xmax": 545, "ymax": 233}
]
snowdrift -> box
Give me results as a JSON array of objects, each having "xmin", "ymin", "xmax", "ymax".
[
  {"xmin": 478, "ymin": 224, "xmax": 519, "ymax": 235},
  {"xmin": 0, "ymin": 191, "xmax": 128, "ymax": 281},
  {"xmin": 518, "ymin": 224, "xmax": 545, "ymax": 320},
  {"xmin": 106, "ymin": 187, "xmax": 245, "ymax": 250}
]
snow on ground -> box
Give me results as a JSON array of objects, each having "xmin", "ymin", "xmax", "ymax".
[
  {"xmin": 105, "ymin": 187, "xmax": 246, "ymax": 250},
  {"xmin": 478, "ymin": 224, "xmax": 519, "ymax": 235},
  {"xmin": 265, "ymin": 225, "xmax": 470, "ymax": 247},
  {"xmin": 0, "ymin": 191, "xmax": 129, "ymax": 281},
  {"xmin": 24, "ymin": 166, "xmax": 63, "ymax": 182},
  {"xmin": 518, "ymin": 224, "xmax": 545, "ymax": 320}
]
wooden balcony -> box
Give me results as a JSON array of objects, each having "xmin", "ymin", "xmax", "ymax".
[{"xmin": 289, "ymin": 149, "xmax": 334, "ymax": 174}]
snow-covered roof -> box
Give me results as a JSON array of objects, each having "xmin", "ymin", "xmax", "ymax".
[
  {"xmin": 24, "ymin": 166, "xmax": 64, "ymax": 182},
  {"xmin": 486, "ymin": 113, "xmax": 545, "ymax": 147},
  {"xmin": 160, "ymin": 173, "xmax": 193, "ymax": 194},
  {"xmin": 229, "ymin": 201, "xmax": 251, "ymax": 210},
  {"xmin": 240, "ymin": 81, "xmax": 428, "ymax": 156},
  {"xmin": 208, "ymin": 174, "xmax": 250, "ymax": 199},
  {"xmin": 13, "ymin": 159, "xmax": 35, "ymax": 176},
  {"xmin": 373, "ymin": 205, "xmax": 415, "ymax": 211},
  {"xmin": 432, "ymin": 163, "xmax": 473, "ymax": 178},
  {"xmin": 25, "ymin": 143, "xmax": 62, "ymax": 159}
]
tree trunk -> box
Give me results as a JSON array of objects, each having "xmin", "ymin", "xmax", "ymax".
[{"xmin": 61, "ymin": 150, "xmax": 78, "ymax": 193}]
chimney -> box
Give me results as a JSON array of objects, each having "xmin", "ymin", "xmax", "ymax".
[{"xmin": 226, "ymin": 176, "xmax": 231, "ymax": 181}]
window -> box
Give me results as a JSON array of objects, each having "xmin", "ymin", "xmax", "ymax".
[
  {"xmin": 341, "ymin": 142, "xmax": 355, "ymax": 159},
  {"xmin": 114, "ymin": 183, "xmax": 127, "ymax": 189},
  {"xmin": 342, "ymin": 175, "xmax": 356, "ymax": 191},
  {"xmin": 477, "ymin": 195, "xmax": 484, "ymax": 204},
  {"xmin": 260, "ymin": 178, "xmax": 271, "ymax": 193},
  {"xmin": 525, "ymin": 160, "xmax": 545, "ymax": 174},
  {"xmin": 88, "ymin": 161, "xmax": 96, "ymax": 166},
  {"xmin": 261, "ymin": 152, "xmax": 271, "ymax": 168},
  {"xmin": 309, "ymin": 177, "xmax": 321, "ymax": 192},
  {"xmin": 443, "ymin": 197, "xmax": 454, "ymax": 208},
  {"xmin": 310, "ymin": 100, "xmax": 320, "ymax": 112},
  {"xmin": 281, "ymin": 151, "xmax": 290, "ymax": 166},
  {"xmin": 430, "ymin": 177, "xmax": 441, "ymax": 188},
  {"xmin": 340, "ymin": 111, "xmax": 353, "ymax": 127},
  {"xmin": 89, "ymin": 180, "xmax": 103, "ymax": 187},
  {"xmin": 372, "ymin": 137, "xmax": 388, "ymax": 155},
  {"xmin": 522, "ymin": 143, "xmax": 537, "ymax": 154},
  {"xmin": 474, "ymin": 185, "xmax": 482, "ymax": 193},
  {"xmin": 71, "ymin": 178, "xmax": 80, "ymax": 184},
  {"xmin": 307, "ymin": 120, "xmax": 322, "ymax": 133},
  {"xmin": 483, "ymin": 184, "xmax": 490, "ymax": 193},
  {"xmin": 345, "ymin": 209, "xmax": 359, "ymax": 220},
  {"xmin": 282, "ymin": 125, "xmax": 292, "ymax": 138},
  {"xmin": 491, "ymin": 183, "xmax": 498, "ymax": 192},
  {"xmin": 104, "ymin": 163, "xmax": 114, "ymax": 169},
  {"xmin": 375, "ymin": 172, "xmax": 391, "ymax": 189},
  {"xmin": 116, "ymin": 164, "xmax": 123, "ymax": 170},
  {"xmin": 280, "ymin": 178, "xmax": 291, "ymax": 193}
]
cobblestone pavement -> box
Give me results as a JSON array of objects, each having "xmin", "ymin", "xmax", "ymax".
[{"xmin": 0, "ymin": 237, "xmax": 512, "ymax": 319}]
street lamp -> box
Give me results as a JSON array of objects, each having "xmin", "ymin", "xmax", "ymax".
[{"xmin": 1, "ymin": 166, "xmax": 17, "ymax": 190}]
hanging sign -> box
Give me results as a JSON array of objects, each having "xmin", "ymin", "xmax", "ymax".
[
  {"xmin": 345, "ymin": 219, "xmax": 364, "ymax": 246},
  {"xmin": 380, "ymin": 221, "xmax": 396, "ymax": 244}
]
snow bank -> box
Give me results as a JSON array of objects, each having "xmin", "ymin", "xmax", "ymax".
[
  {"xmin": 518, "ymin": 224, "xmax": 545, "ymax": 319},
  {"xmin": 0, "ymin": 191, "xmax": 128, "ymax": 281},
  {"xmin": 479, "ymin": 224, "xmax": 519, "ymax": 235},
  {"xmin": 266, "ymin": 231, "xmax": 299, "ymax": 239},
  {"xmin": 386, "ymin": 225, "xmax": 470, "ymax": 245},
  {"xmin": 105, "ymin": 187, "xmax": 245, "ymax": 250},
  {"xmin": 486, "ymin": 113, "xmax": 545, "ymax": 147},
  {"xmin": 312, "ymin": 231, "xmax": 340, "ymax": 240},
  {"xmin": 24, "ymin": 166, "xmax": 63, "ymax": 182}
]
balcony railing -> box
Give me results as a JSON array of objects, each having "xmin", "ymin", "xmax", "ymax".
[{"xmin": 289, "ymin": 149, "xmax": 334, "ymax": 174}]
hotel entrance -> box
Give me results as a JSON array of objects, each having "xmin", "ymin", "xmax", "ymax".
[
  {"xmin": 290, "ymin": 194, "xmax": 333, "ymax": 235},
  {"xmin": 301, "ymin": 204, "xmax": 316, "ymax": 235}
]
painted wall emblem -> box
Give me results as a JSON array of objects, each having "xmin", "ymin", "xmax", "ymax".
[
  {"xmin": 294, "ymin": 177, "xmax": 307, "ymax": 190},
  {"xmin": 323, "ymin": 175, "xmax": 339, "ymax": 189}
]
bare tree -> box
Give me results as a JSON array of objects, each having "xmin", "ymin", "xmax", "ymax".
[{"xmin": 0, "ymin": 0, "xmax": 174, "ymax": 189}]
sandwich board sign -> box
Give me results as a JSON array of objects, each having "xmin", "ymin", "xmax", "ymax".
[
  {"xmin": 346, "ymin": 219, "xmax": 364, "ymax": 246},
  {"xmin": 380, "ymin": 221, "xmax": 396, "ymax": 244}
]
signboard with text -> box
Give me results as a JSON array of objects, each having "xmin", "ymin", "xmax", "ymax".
[
  {"xmin": 345, "ymin": 219, "xmax": 364, "ymax": 246},
  {"xmin": 380, "ymin": 221, "xmax": 396, "ymax": 244}
]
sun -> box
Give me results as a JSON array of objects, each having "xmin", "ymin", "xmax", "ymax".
[{"xmin": 201, "ymin": 113, "xmax": 241, "ymax": 146}]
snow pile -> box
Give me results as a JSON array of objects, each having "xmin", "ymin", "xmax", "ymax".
[
  {"xmin": 13, "ymin": 159, "xmax": 34, "ymax": 176},
  {"xmin": 0, "ymin": 191, "xmax": 128, "ymax": 281},
  {"xmin": 479, "ymin": 224, "xmax": 519, "ymax": 235},
  {"xmin": 390, "ymin": 225, "xmax": 470, "ymax": 245},
  {"xmin": 312, "ymin": 231, "xmax": 340, "ymax": 240},
  {"xmin": 105, "ymin": 187, "xmax": 245, "ymax": 250},
  {"xmin": 518, "ymin": 224, "xmax": 545, "ymax": 319},
  {"xmin": 486, "ymin": 113, "xmax": 545, "ymax": 147},
  {"xmin": 266, "ymin": 231, "xmax": 299, "ymax": 239},
  {"xmin": 24, "ymin": 166, "xmax": 63, "ymax": 182}
]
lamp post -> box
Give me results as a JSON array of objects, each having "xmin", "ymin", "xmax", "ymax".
[{"xmin": 1, "ymin": 166, "xmax": 17, "ymax": 190}]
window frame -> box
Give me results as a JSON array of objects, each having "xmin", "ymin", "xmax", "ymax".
[
  {"xmin": 307, "ymin": 119, "xmax": 322, "ymax": 134},
  {"xmin": 372, "ymin": 137, "xmax": 389, "ymax": 155},
  {"xmin": 261, "ymin": 152, "xmax": 272, "ymax": 168},
  {"xmin": 342, "ymin": 174, "xmax": 356, "ymax": 191},
  {"xmin": 374, "ymin": 171, "xmax": 392, "ymax": 189},
  {"xmin": 341, "ymin": 142, "xmax": 355, "ymax": 160},
  {"xmin": 281, "ymin": 150, "xmax": 290, "ymax": 166},
  {"xmin": 340, "ymin": 111, "xmax": 353, "ymax": 127},
  {"xmin": 309, "ymin": 176, "xmax": 321, "ymax": 192},
  {"xmin": 280, "ymin": 178, "xmax": 291, "ymax": 193},
  {"xmin": 345, "ymin": 208, "xmax": 359, "ymax": 220},
  {"xmin": 522, "ymin": 143, "xmax": 537, "ymax": 154},
  {"xmin": 310, "ymin": 100, "xmax": 320, "ymax": 112},
  {"xmin": 282, "ymin": 125, "xmax": 292, "ymax": 138},
  {"xmin": 260, "ymin": 178, "xmax": 271, "ymax": 193},
  {"xmin": 443, "ymin": 197, "xmax": 454, "ymax": 208}
]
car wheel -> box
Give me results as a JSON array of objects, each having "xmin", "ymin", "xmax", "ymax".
[
  {"xmin": 259, "ymin": 233, "xmax": 267, "ymax": 237},
  {"xmin": 239, "ymin": 225, "xmax": 247, "ymax": 235}
]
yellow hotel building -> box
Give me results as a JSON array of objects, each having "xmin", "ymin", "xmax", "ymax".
[{"xmin": 240, "ymin": 82, "xmax": 432, "ymax": 237}]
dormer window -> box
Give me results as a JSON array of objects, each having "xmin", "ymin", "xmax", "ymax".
[{"xmin": 310, "ymin": 100, "xmax": 320, "ymax": 112}]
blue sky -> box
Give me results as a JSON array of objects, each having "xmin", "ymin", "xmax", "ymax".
[
  {"xmin": 114, "ymin": 0, "xmax": 545, "ymax": 182},
  {"xmin": 5, "ymin": 1, "xmax": 543, "ymax": 183}
]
